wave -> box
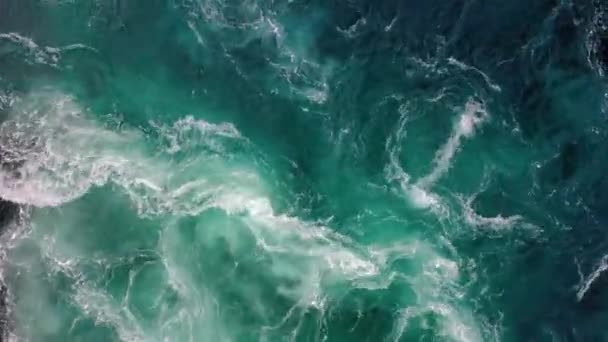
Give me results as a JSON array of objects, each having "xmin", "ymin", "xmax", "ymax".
[
  {"xmin": 0, "ymin": 88, "xmax": 489, "ymax": 341},
  {"xmin": 0, "ymin": 90, "xmax": 157, "ymax": 207},
  {"xmin": 1, "ymin": 1, "xmax": 606, "ymax": 341},
  {"xmin": 0, "ymin": 88, "xmax": 395, "ymax": 340},
  {"xmin": 0, "ymin": 89, "xmax": 257, "ymax": 216}
]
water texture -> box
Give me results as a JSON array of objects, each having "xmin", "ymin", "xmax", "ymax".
[{"xmin": 0, "ymin": 0, "xmax": 607, "ymax": 341}]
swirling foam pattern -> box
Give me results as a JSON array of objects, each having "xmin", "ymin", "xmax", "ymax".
[{"xmin": 0, "ymin": 0, "xmax": 607, "ymax": 341}]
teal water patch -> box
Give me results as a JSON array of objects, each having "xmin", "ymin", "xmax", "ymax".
[{"xmin": 0, "ymin": 1, "xmax": 608, "ymax": 341}]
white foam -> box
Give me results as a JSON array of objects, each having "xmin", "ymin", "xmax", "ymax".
[
  {"xmin": 337, "ymin": 17, "xmax": 367, "ymax": 39},
  {"xmin": 73, "ymin": 285, "xmax": 148, "ymax": 342},
  {"xmin": 1, "ymin": 89, "xmax": 385, "ymax": 319},
  {"xmin": 0, "ymin": 90, "xmax": 250, "ymax": 214},
  {"xmin": 187, "ymin": 20, "xmax": 205, "ymax": 46},
  {"xmin": 390, "ymin": 301, "xmax": 483, "ymax": 342},
  {"xmin": 383, "ymin": 108, "xmax": 445, "ymax": 211},
  {"xmin": 390, "ymin": 292, "xmax": 483, "ymax": 342},
  {"xmin": 385, "ymin": 100, "xmax": 488, "ymax": 212},
  {"xmin": 133, "ymin": 178, "xmax": 162, "ymax": 192},
  {"xmin": 432, "ymin": 303, "xmax": 483, "ymax": 342},
  {"xmin": 461, "ymin": 195, "xmax": 522, "ymax": 229},
  {"xmin": 156, "ymin": 188, "xmax": 385, "ymax": 336},
  {"xmin": 407, "ymin": 184, "xmax": 441, "ymax": 209},
  {"xmin": 577, "ymin": 254, "xmax": 608, "ymax": 301},
  {"xmin": 0, "ymin": 92, "xmax": 140, "ymax": 206},
  {"xmin": 390, "ymin": 307, "xmax": 416, "ymax": 342},
  {"xmin": 384, "ymin": 99, "xmax": 489, "ymax": 212},
  {"xmin": 0, "ymin": 88, "xmax": 488, "ymax": 340},
  {"xmin": 0, "ymin": 224, "xmax": 152, "ymax": 342},
  {"xmin": 447, "ymin": 57, "xmax": 502, "ymax": 92},
  {"xmin": 214, "ymin": 194, "xmax": 380, "ymax": 281},
  {"xmin": 464, "ymin": 209, "xmax": 522, "ymax": 229},
  {"xmin": 182, "ymin": 0, "xmax": 333, "ymax": 104},
  {"xmin": 585, "ymin": 5, "xmax": 608, "ymax": 77},
  {"xmin": 385, "ymin": 16, "xmax": 398, "ymax": 32},
  {"xmin": 0, "ymin": 33, "xmax": 96, "ymax": 68},
  {"xmin": 152, "ymin": 115, "xmax": 241, "ymax": 155},
  {"xmin": 374, "ymin": 239, "xmax": 483, "ymax": 341},
  {"xmin": 417, "ymin": 99, "xmax": 488, "ymax": 188},
  {"xmin": 158, "ymin": 240, "xmax": 225, "ymax": 342}
]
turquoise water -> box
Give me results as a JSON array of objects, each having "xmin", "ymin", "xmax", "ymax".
[{"xmin": 0, "ymin": 1, "xmax": 607, "ymax": 341}]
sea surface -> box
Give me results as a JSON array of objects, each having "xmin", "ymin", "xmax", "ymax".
[{"xmin": 0, "ymin": 1, "xmax": 607, "ymax": 341}]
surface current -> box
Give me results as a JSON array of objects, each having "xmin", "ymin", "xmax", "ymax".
[{"xmin": 0, "ymin": 1, "xmax": 608, "ymax": 341}]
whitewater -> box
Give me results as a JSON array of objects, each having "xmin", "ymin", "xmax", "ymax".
[{"xmin": 0, "ymin": 1, "xmax": 607, "ymax": 341}]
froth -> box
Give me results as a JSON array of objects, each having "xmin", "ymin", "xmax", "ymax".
[
  {"xmin": 0, "ymin": 90, "xmax": 250, "ymax": 214},
  {"xmin": 0, "ymin": 32, "xmax": 96, "ymax": 68},
  {"xmin": 152, "ymin": 115, "xmax": 242, "ymax": 155},
  {"xmin": 460, "ymin": 194, "xmax": 523, "ymax": 229},
  {"xmin": 577, "ymin": 254, "xmax": 608, "ymax": 302},
  {"xmin": 417, "ymin": 99, "xmax": 488, "ymax": 188},
  {"xmin": 385, "ymin": 99, "xmax": 488, "ymax": 212}
]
